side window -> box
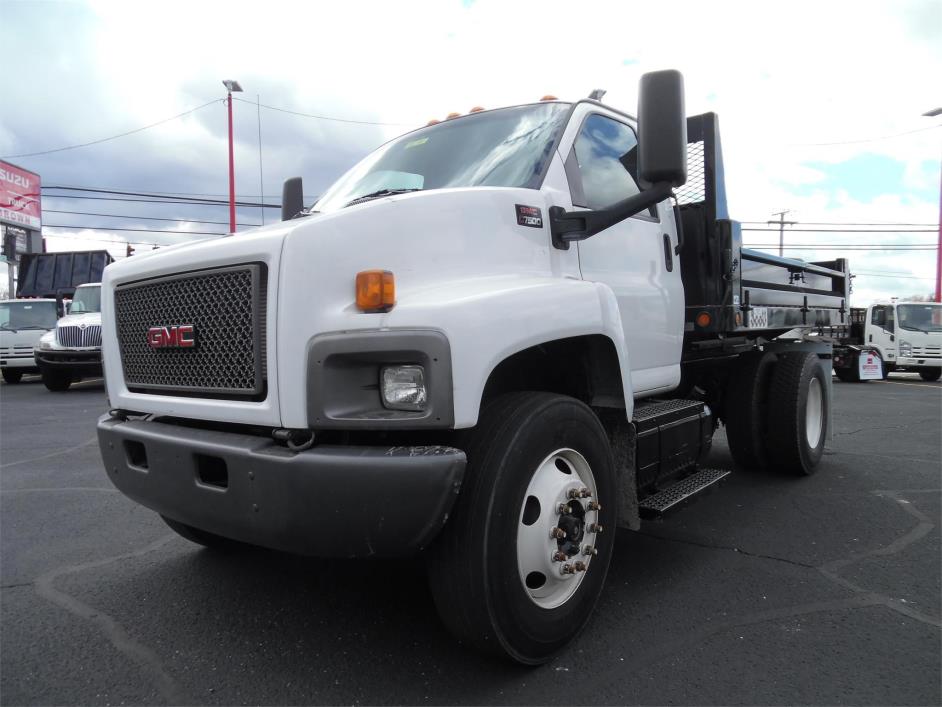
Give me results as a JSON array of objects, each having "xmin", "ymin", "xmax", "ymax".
[
  {"xmin": 571, "ymin": 114, "xmax": 653, "ymax": 216},
  {"xmin": 871, "ymin": 306, "xmax": 885, "ymax": 326}
]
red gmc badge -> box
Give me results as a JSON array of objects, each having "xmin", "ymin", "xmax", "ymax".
[{"xmin": 147, "ymin": 325, "xmax": 196, "ymax": 349}]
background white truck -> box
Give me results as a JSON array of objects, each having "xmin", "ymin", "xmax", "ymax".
[
  {"xmin": 0, "ymin": 298, "xmax": 58, "ymax": 383},
  {"xmin": 97, "ymin": 71, "xmax": 854, "ymax": 663},
  {"xmin": 833, "ymin": 301, "xmax": 941, "ymax": 382},
  {"xmin": 34, "ymin": 283, "xmax": 103, "ymax": 391}
]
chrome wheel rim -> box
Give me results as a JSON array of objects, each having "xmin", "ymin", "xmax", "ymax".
[
  {"xmin": 516, "ymin": 448, "xmax": 600, "ymax": 609},
  {"xmin": 806, "ymin": 377, "xmax": 823, "ymax": 449}
]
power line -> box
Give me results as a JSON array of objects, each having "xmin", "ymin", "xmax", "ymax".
[
  {"xmin": 43, "ymin": 224, "xmax": 225, "ymax": 236},
  {"xmin": 786, "ymin": 123, "xmax": 941, "ymax": 147},
  {"xmin": 42, "ymin": 193, "xmax": 281, "ymax": 208},
  {"xmin": 853, "ymin": 273, "xmax": 936, "ymax": 280},
  {"xmin": 234, "ymin": 96, "xmax": 412, "ymax": 127},
  {"xmin": 2, "ymin": 99, "xmax": 222, "ymax": 159},
  {"xmin": 44, "ymin": 209, "xmax": 261, "ymax": 227},
  {"xmin": 42, "ymin": 185, "xmax": 275, "ymax": 207},
  {"xmin": 41, "ymin": 183, "xmax": 315, "ymax": 199},
  {"xmin": 745, "ymin": 244, "xmax": 936, "ymax": 250},
  {"xmin": 740, "ymin": 221, "xmax": 938, "ymax": 227},
  {"xmin": 742, "ymin": 227, "xmax": 936, "ymax": 233}
]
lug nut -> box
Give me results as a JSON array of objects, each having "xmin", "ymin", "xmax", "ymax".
[
  {"xmin": 551, "ymin": 527, "xmax": 567, "ymax": 539},
  {"xmin": 583, "ymin": 545, "xmax": 598, "ymax": 556},
  {"xmin": 589, "ymin": 523, "xmax": 603, "ymax": 534},
  {"xmin": 587, "ymin": 501, "xmax": 601, "ymax": 512},
  {"xmin": 552, "ymin": 551, "xmax": 568, "ymax": 562},
  {"xmin": 574, "ymin": 561, "xmax": 587, "ymax": 572},
  {"xmin": 561, "ymin": 564, "xmax": 575, "ymax": 575},
  {"xmin": 580, "ymin": 487, "xmax": 591, "ymax": 498},
  {"xmin": 557, "ymin": 503, "xmax": 571, "ymax": 515},
  {"xmin": 567, "ymin": 488, "xmax": 581, "ymax": 500}
]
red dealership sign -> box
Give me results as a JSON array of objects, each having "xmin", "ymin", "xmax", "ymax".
[{"xmin": 0, "ymin": 160, "xmax": 41, "ymax": 230}]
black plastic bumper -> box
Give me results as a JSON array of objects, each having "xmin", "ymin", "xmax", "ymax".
[
  {"xmin": 97, "ymin": 415, "xmax": 466, "ymax": 557},
  {"xmin": 35, "ymin": 350, "xmax": 103, "ymax": 376}
]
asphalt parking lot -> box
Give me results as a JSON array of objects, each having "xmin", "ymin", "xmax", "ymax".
[{"xmin": 1, "ymin": 374, "xmax": 939, "ymax": 706}]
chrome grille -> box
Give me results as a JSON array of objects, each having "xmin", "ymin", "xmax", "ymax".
[
  {"xmin": 57, "ymin": 325, "xmax": 102, "ymax": 348},
  {"xmin": 113, "ymin": 264, "xmax": 265, "ymax": 397},
  {"xmin": 911, "ymin": 346, "xmax": 941, "ymax": 359}
]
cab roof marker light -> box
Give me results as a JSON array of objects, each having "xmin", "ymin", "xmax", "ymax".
[{"xmin": 540, "ymin": 95, "xmax": 558, "ymax": 101}]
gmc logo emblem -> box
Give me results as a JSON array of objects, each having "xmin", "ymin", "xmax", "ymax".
[{"xmin": 147, "ymin": 325, "xmax": 196, "ymax": 349}]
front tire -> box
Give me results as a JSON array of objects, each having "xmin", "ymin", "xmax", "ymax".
[
  {"xmin": 41, "ymin": 368, "xmax": 72, "ymax": 391},
  {"xmin": 427, "ymin": 392, "xmax": 617, "ymax": 664},
  {"xmin": 2, "ymin": 370, "xmax": 23, "ymax": 384},
  {"xmin": 767, "ymin": 353, "xmax": 829, "ymax": 476},
  {"xmin": 919, "ymin": 369, "xmax": 941, "ymax": 382}
]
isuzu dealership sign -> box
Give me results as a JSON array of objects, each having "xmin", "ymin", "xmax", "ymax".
[{"xmin": 0, "ymin": 160, "xmax": 41, "ymax": 230}]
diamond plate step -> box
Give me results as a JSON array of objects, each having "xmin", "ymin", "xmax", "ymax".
[{"xmin": 638, "ymin": 468, "xmax": 730, "ymax": 517}]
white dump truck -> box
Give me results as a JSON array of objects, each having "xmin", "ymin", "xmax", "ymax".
[
  {"xmin": 0, "ymin": 298, "xmax": 58, "ymax": 383},
  {"xmin": 97, "ymin": 71, "xmax": 853, "ymax": 663}
]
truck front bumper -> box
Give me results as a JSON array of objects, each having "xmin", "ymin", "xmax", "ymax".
[
  {"xmin": 97, "ymin": 415, "xmax": 466, "ymax": 557},
  {"xmin": 35, "ymin": 350, "xmax": 103, "ymax": 376},
  {"xmin": 895, "ymin": 357, "xmax": 942, "ymax": 369}
]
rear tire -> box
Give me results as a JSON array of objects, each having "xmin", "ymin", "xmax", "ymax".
[
  {"xmin": 724, "ymin": 352, "xmax": 776, "ymax": 471},
  {"xmin": 919, "ymin": 369, "xmax": 941, "ymax": 382},
  {"xmin": 2, "ymin": 370, "xmax": 23, "ymax": 384},
  {"xmin": 161, "ymin": 516, "xmax": 247, "ymax": 551},
  {"xmin": 427, "ymin": 392, "xmax": 616, "ymax": 664},
  {"xmin": 767, "ymin": 353, "xmax": 829, "ymax": 476},
  {"xmin": 41, "ymin": 368, "xmax": 72, "ymax": 391},
  {"xmin": 834, "ymin": 367, "xmax": 856, "ymax": 383}
]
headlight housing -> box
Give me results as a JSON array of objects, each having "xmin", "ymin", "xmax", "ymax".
[
  {"xmin": 38, "ymin": 330, "xmax": 57, "ymax": 351},
  {"xmin": 899, "ymin": 340, "xmax": 912, "ymax": 357},
  {"xmin": 381, "ymin": 365, "xmax": 427, "ymax": 411}
]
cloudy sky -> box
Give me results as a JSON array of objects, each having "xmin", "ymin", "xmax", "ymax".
[{"xmin": 1, "ymin": 0, "xmax": 939, "ymax": 303}]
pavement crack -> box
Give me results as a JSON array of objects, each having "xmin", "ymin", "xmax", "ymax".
[
  {"xmin": 1, "ymin": 581, "xmax": 33, "ymax": 590},
  {"xmin": 0, "ymin": 437, "xmax": 97, "ymax": 469},
  {"xmin": 34, "ymin": 533, "xmax": 189, "ymax": 704},
  {"xmin": 833, "ymin": 424, "xmax": 906, "ymax": 437},
  {"xmin": 636, "ymin": 531, "xmax": 815, "ymax": 569}
]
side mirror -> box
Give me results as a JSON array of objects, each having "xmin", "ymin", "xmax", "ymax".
[
  {"xmin": 550, "ymin": 69, "xmax": 686, "ymax": 249},
  {"xmin": 637, "ymin": 69, "xmax": 687, "ymax": 189},
  {"xmin": 281, "ymin": 177, "xmax": 305, "ymax": 221}
]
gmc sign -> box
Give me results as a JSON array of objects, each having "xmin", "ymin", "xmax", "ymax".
[{"xmin": 147, "ymin": 325, "xmax": 196, "ymax": 349}]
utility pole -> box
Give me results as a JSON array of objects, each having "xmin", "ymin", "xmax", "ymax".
[
  {"xmin": 222, "ymin": 80, "xmax": 244, "ymax": 234},
  {"xmin": 768, "ymin": 210, "xmax": 796, "ymax": 257}
]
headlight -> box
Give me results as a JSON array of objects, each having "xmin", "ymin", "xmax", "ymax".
[
  {"xmin": 381, "ymin": 365, "xmax": 427, "ymax": 411},
  {"xmin": 899, "ymin": 340, "xmax": 912, "ymax": 357},
  {"xmin": 38, "ymin": 330, "xmax": 56, "ymax": 350}
]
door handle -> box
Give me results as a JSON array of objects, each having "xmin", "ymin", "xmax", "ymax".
[
  {"xmin": 868, "ymin": 334, "xmax": 872, "ymax": 342},
  {"xmin": 662, "ymin": 234, "xmax": 673, "ymax": 272}
]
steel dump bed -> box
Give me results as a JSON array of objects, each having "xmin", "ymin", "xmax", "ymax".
[{"xmin": 677, "ymin": 113, "xmax": 849, "ymax": 356}]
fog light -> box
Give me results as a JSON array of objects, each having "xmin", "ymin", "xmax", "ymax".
[{"xmin": 381, "ymin": 365, "xmax": 427, "ymax": 411}]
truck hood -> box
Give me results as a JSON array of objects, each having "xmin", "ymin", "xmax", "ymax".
[{"xmin": 58, "ymin": 312, "xmax": 102, "ymax": 328}]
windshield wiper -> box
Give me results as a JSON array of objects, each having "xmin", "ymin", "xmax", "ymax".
[
  {"xmin": 344, "ymin": 188, "xmax": 422, "ymax": 208},
  {"xmin": 17, "ymin": 325, "xmax": 51, "ymax": 330},
  {"xmin": 0, "ymin": 326, "xmax": 17, "ymax": 333}
]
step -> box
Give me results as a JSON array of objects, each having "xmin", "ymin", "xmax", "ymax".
[{"xmin": 638, "ymin": 468, "xmax": 731, "ymax": 517}]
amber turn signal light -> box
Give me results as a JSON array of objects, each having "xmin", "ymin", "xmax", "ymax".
[
  {"xmin": 356, "ymin": 270, "xmax": 396, "ymax": 312},
  {"xmin": 695, "ymin": 311, "xmax": 712, "ymax": 328}
]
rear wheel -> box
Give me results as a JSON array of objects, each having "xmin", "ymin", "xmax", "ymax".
[
  {"xmin": 724, "ymin": 352, "xmax": 776, "ymax": 471},
  {"xmin": 919, "ymin": 369, "xmax": 941, "ymax": 382},
  {"xmin": 767, "ymin": 352, "xmax": 829, "ymax": 476},
  {"xmin": 834, "ymin": 367, "xmax": 856, "ymax": 383},
  {"xmin": 427, "ymin": 392, "xmax": 616, "ymax": 664},
  {"xmin": 41, "ymin": 368, "xmax": 72, "ymax": 391},
  {"xmin": 1, "ymin": 370, "xmax": 23, "ymax": 384},
  {"xmin": 161, "ymin": 516, "xmax": 248, "ymax": 551}
]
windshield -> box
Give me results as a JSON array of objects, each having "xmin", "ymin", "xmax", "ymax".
[
  {"xmin": 897, "ymin": 303, "xmax": 942, "ymax": 333},
  {"xmin": 313, "ymin": 103, "xmax": 571, "ymax": 213},
  {"xmin": 0, "ymin": 301, "xmax": 58, "ymax": 330},
  {"xmin": 70, "ymin": 286, "xmax": 101, "ymax": 314}
]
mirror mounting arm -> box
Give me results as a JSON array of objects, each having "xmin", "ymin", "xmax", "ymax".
[{"xmin": 550, "ymin": 181, "xmax": 673, "ymax": 250}]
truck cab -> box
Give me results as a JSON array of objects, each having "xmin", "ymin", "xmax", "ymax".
[
  {"xmin": 97, "ymin": 71, "xmax": 850, "ymax": 663},
  {"xmin": 0, "ymin": 298, "xmax": 58, "ymax": 383}
]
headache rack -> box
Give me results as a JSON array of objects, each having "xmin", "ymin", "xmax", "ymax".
[{"xmin": 676, "ymin": 113, "xmax": 850, "ymax": 359}]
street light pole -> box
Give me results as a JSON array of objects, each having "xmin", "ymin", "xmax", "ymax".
[
  {"xmin": 222, "ymin": 80, "xmax": 243, "ymax": 234},
  {"xmin": 924, "ymin": 107, "xmax": 942, "ymax": 302}
]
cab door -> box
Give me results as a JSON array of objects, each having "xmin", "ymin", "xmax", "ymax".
[{"xmin": 565, "ymin": 110, "xmax": 683, "ymax": 395}]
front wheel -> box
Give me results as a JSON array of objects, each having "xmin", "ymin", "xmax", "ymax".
[
  {"xmin": 427, "ymin": 392, "xmax": 617, "ymax": 664},
  {"xmin": 919, "ymin": 369, "xmax": 941, "ymax": 382},
  {"xmin": 2, "ymin": 369, "xmax": 23, "ymax": 384},
  {"xmin": 41, "ymin": 368, "xmax": 72, "ymax": 391}
]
